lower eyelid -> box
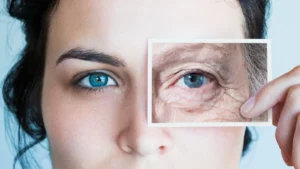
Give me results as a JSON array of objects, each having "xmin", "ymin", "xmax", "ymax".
[{"xmin": 160, "ymin": 81, "xmax": 221, "ymax": 104}]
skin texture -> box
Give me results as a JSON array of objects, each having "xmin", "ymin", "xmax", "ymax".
[
  {"xmin": 152, "ymin": 43, "xmax": 251, "ymax": 122},
  {"xmin": 42, "ymin": 0, "xmax": 247, "ymax": 168}
]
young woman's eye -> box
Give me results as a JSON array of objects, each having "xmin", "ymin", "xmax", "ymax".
[
  {"xmin": 176, "ymin": 73, "xmax": 209, "ymax": 88},
  {"xmin": 78, "ymin": 72, "xmax": 117, "ymax": 89}
]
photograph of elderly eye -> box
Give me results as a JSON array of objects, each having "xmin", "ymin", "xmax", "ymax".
[{"xmin": 148, "ymin": 39, "xmax": 271, "ymax": 127}]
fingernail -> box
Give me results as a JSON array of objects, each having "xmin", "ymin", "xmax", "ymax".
[{"xmin": 240, "ymin": 96, "xmax": 256, "ymax": 116}]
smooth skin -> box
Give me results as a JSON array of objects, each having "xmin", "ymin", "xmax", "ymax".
[{"xmin": 241, "ymin": 66, "xmax": 300, "ymax": 168}]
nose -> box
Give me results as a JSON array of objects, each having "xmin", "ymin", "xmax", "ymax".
[
  {"xmin": 116, "ymin": 52, "xmax": 172, "ymax": 157},
  {"xmin": 117, "ymin": 115, "xmax": 172, "ymax": 156}
]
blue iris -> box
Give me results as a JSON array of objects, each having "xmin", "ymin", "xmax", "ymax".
[
  {"xmin": 183, "ymin": 73, "xmax": 205, "ymax": 88},
  {"xmin": 89, "ymin": 73, "xmax": 109, "ymax": 87}
]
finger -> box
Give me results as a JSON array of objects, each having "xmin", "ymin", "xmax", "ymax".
[
  {"xmin": 272, "ymin": 102, "xmax": 284, "ymax": 126},
  {"xmin": 275, "ymin": 85, "xmax": 300, "ymax": 165},
  {"xmin": 292, "ymin": 114, "xmax": 300, "ymax": 169},
  {"xmin": 241, "ymin": 66, "xmax": 300, "ymax": 118}
]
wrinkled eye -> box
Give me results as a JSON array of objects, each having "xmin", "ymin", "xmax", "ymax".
[
  {"xmin": 78, "ymin": 72, "xmax": 117, "ymax": 88},
  {"xmin": 177, "ymin": 73, "xmax": 208, "ymax": 88}
]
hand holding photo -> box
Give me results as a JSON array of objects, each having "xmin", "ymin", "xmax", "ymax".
[{"xmin": 148, "ymin": 39, "xmax": 271, "ymax": 127}]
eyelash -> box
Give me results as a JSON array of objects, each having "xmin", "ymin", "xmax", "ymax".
[{"xmin": 72, "ymin": 70, "xmax": 119, "ymax": 93}]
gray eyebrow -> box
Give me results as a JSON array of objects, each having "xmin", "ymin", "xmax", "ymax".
[
  {"xmin": 56, "ymin": 47, "xmax": 126, "ymax": 67},
  {"xmin": 153, "ymin": 43, "xmax": 234, "ymax": 70}
]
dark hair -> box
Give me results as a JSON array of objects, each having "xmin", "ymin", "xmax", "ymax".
[{"xmin": 2, "ymin": 0, "xmax": 270, "ymax": 168}]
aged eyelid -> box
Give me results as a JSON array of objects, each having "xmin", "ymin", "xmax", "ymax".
[
  {"xmin": 156, "ymin": 63, "xmax": 222, "ymax": 89},
  {"xmin": 153, "ymin": 62, "xmax": 231, "ymax": 89},
  {"xmin": 152, "ymin": 43, "xmax": 238, "ymax": 84},
  {"xmin": 165, "ymin": 69, "xmax": 213, "ymax": 89}
]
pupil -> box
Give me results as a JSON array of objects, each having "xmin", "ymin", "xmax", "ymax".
[
  {"xmin": 96, "ymin": 76, "xmax": 103, "ymax": 82},
  {"xmin": 188, "ymin": 74, "xmax": 198, "ymax": 82}
]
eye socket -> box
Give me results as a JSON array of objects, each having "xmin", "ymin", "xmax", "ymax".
[
  {"xmin": 77, "ymin": 72, "xmax": 117, "ymax": 89},
  {"xmin": 175, "ymin": 72, "xmax": 210, "ymax": 89}
]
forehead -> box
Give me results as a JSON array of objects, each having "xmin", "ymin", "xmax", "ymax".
[{"xmin": 47, "ymin": 0, "xmax": 244, "ymax": 61}]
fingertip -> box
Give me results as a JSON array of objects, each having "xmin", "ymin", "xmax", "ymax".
[{"xmin": 240, "ymin": 96, "xmax": 256, "ymax": 118}]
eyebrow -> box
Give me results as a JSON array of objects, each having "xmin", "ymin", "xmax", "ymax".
[
  {"xmin": 153, "ymin": 43, "xmax": 233, "ymax": 67},
  {"xmin": 56, "ymin": 47, "xmax": 126, "ymax": 67}
]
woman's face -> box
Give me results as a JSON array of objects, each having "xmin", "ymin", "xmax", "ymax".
[{"xmin": 42, "ymin": 0, "xmax": 247, "ymax": 168}]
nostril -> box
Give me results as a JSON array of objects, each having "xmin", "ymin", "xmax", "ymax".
[
  {"xmin": 158, "ymin": 146, "xmax": 166, "ymax": 155},
  {"xmin": 120, "ymin": 144, "xmax": 134, "ymax": 154}
]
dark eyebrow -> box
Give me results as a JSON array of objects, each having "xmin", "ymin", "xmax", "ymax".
[{"xmin": 56, "ymin": 47, "xmax": 125, "ymax": 67}]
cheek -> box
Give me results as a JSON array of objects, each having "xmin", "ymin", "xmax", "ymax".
[
  {"xmin": 175, "ymin": 127, "xmax": 245, "ymax": 150},
  {"xmin": 171, "ymin": 127, "xmax": 245, "ymax": 168},
  {"xmin": 42, "ymin": 83, "xmax": 126, "ymax": 167}
]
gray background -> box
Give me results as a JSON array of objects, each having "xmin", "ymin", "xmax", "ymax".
[{"xmin": 1, "ymin": 0, "xmax": 300, "ymax": 169}]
